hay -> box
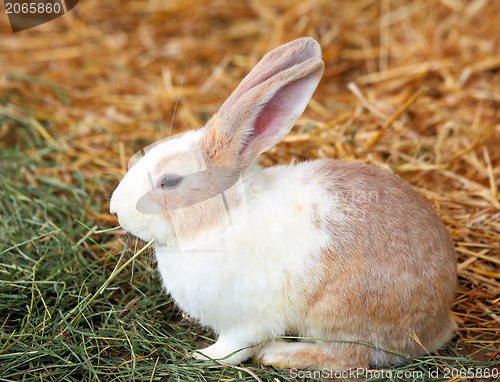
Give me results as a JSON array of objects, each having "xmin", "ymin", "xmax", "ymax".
[{"xmin": 1, "ymin": 0, "xmax": 498, "ymax": 377}]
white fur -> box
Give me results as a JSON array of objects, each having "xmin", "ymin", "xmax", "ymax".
[{"xmin": 154, "ymin": 161, "xmax": 336, "ymax": 362}]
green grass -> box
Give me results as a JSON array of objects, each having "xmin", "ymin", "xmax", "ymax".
[{"xmin": 0, "ymin": 115, "xmax": 498, "ymax": 381}]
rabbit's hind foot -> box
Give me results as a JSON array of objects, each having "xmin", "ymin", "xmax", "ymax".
[{"xmin": 255, "ymin": 340, "xmax": 369, "ymax": 371}]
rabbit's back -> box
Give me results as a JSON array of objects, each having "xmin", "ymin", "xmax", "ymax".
[{"xmin": 300, "ymin": 159, "xmax": 456, "ymax": 364}]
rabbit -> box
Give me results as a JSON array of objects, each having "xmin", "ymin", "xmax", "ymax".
[{"xmin": 109, "ymin": 37, "xmax": 457, "ymax": 371}]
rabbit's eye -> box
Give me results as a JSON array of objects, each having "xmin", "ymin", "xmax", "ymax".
[{"xmin": 160, "ymin": 175, "xmax": 182, "ymax": 188}]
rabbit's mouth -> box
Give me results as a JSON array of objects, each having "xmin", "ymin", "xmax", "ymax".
[{"xmin": 115, "ymin": 213, "xmax": 152, "ymax": 243}]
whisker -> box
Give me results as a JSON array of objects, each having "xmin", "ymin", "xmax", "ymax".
[
  {"xmin": 144, "ymin": 244, "xmax": 156, "ymax": 279},
  {"xmin": 109, "ymin": 232, "xmax": 131, "ymax": 275},
  {"xmin": 168, "ymin": 66, "xmax": 189, "ymax": 138},
  {"xmin": 103, "ymin": 172, "xmax": 125, "ymax": 186},
  {"xmin": 153, "ymin": 104, "xmax": 165, "ymax": 140},
  {"xmin": 99, "ymin": 211, "xmax": 120, "ymax": 226}
]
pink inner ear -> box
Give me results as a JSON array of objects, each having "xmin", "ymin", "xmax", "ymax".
[{"xmin": 240, "ymin": 74, "xmax": 315, "ymax": 155}]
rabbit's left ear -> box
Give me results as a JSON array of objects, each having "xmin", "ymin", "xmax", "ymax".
[{"xmin": 203, "ymin": 37, "xmax": 324, "ymax": 169}]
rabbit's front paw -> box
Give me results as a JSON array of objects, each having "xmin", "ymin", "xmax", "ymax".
[{"xmin": 192, "ymin": 339, "xmax": 253, "ymax": 365}]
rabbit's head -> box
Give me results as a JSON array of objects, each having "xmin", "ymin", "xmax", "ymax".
[{"xmin": 110, "ymin": 38, "xmax": 324, "ymax": 249}]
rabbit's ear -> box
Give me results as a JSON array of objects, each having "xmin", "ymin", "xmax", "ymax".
[{"xmin": 204, "ymin": 37, "xmax": 324, "ymax": 168}]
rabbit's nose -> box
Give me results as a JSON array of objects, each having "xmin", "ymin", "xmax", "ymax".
[
  {"xmin": 109, "ymin": 194, "xmax": 119, "ymax": 216},
  {"xmin": 109, "ymin": 183, "xmax": 125, "ymax": 216}
]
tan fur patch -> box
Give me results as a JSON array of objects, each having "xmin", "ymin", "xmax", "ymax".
[
  {"xmin": 154, "ymin": 152, "xmax": 188, "ymax": 175},
  {"xmin": 299, "ymin": 159, "xmax": 456, "ymax": 365},
  {"xmin": 200, "ymin": 121, "xmax": 240, "ymax": 169},
  {"xmin": 258, "ymin": 341, "xmax": 369, "ymax": 371},
  {"xmin": 151, "ymin": 136, "xmax": 247, "ymax": 249}
]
